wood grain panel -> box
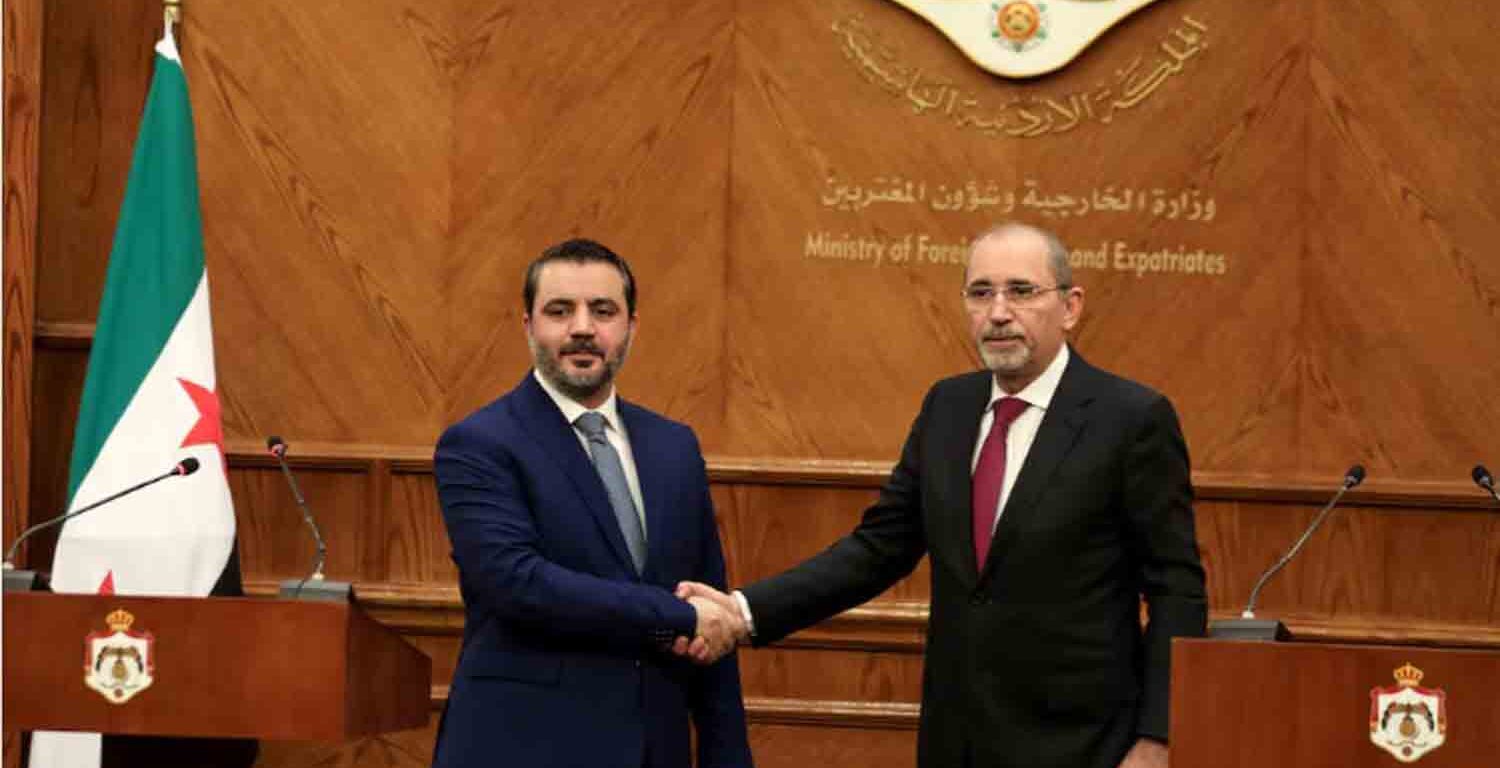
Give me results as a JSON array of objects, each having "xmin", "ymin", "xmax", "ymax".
[
  {"xmin": 383, "ymin": 470, "xmax": 455, "ymax": 583},
  {"xmin": 2, "ymin": 9, "xmax": 42, "ymax": 768},
  {"xmin": 183, "ymin": 1, "xmax": 454, "ymax": 445},
  {"xmin": 726, "ymin": 0, "xmax": 977, "ymax": 458},
  {"xmin": 230, "ymin": 464, "xmax": 375, "ymax": 584},
  {"xmin": 1172, "ymin": 639, "xmax": 1500, "ymax": 767},
  {"xmin": 722, "ymin": 0, "xmax": 1303, "ymax": 461},
  {"xmin": 256, "ymin": 718, "xmax": 437, "ymax": 768},
  {"xmin": 33, "ymin": 0, "xmax": 157, "ymax": 323},
  {"xmin": 738, "ymin": 647, "xmax": 924, "ymax": 703},
  {"xmin": 4, "ymin": 0, "xmax": 43, "ymax": 580},
  {"xmin": 23, "ymin": 347, "xmax": 87, "ymax": 574},
  {"xmin": 749, "ymin": 724, "xmax": 915, "ymax": 768},
  {"xmin": 257, "ymin": 707, "xmax": 922, "ymax": 768},
  {"xmin": 442, "ymin": 0, "xmax": 734, "ymax": 445},
  {"xmin": 713, "ymin": 482, "xmax": 930, "ymax": 600},
  {"xmin": 1299, "ymin": 2, "xmax": 1500, "ymax": 481},
  {"xmin": 13, "ymin": 1, "xmax": 1500, "ymax": 765},
  {"xmin": 1198, "ymin": 500, "xmax": 1500, "ymax": 626}
]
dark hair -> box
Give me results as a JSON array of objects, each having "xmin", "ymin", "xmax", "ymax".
[{"xmin": 523, "ymin": 238, "xmax": 637, "ymax": 315}]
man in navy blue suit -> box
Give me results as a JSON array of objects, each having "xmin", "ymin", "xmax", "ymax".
[{"xmin": 432, "ymin": 239, "xmax": 751, "ymax": 768}]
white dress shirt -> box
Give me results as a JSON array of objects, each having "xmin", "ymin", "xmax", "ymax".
[
  {"xmin": 734, "ymin": 347, "xmax": 1074, "ymax": 635},
  {"xmin": 971, "ymin": 345, "xmax": 1070, "ymax": 533},
  {"xmin": 533, "ymin": 370, "xmax": 646, "ymax": 529}
]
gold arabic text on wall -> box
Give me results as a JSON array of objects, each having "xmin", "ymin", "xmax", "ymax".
[
  {"xmin": 821, "ymin": 175, "xmax": 1217, "ymax": 222},
  {"xmin": 833, "ymin": 13, "xmax": 1208, "ymax": 138}
]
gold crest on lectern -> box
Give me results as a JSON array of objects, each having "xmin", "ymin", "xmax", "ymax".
[
  {"xmin": 1369, "ymin": 663, "xmax": 1447, "ymax": 763},
  {"xmin": 84, "ymin": 609, "xmax": 156, "ymax": 704}
]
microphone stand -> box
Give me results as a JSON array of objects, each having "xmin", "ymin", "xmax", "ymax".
[
  {"xmin": 267, "ymin": 438, "xmax": 352, "ymax": 602},
  {"xmin": 1210, "ymin": 467, "xmax": 1365, "ymax": 641},
  {"xmin": 3, "ymin": 462, "xmax": 196, "ymax": 592}
]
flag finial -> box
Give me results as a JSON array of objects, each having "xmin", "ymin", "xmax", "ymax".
[
  {"xmin": 159, "ymin": 0, "xmax": 183, "ymax": 60},
  {"xmin": 163, "ymin": 0, "xmax": 181, "ymax": 43}
]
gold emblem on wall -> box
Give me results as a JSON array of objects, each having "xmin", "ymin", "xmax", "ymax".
[
  {"xmin": 882, "ymin": 0, "xmax": 1168, "ymax": 78},
  {"xmin": 84, "ymin": 609, "xmax": 156, "ymax": 704},
  {"xmin": 1369, "ymin": 663, "xmax": 1447, "ymax": 763}
]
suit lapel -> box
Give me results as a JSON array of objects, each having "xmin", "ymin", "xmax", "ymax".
[
  {"xmin": 617, "ymin": 401, "xmax": 666, "ymax": 580},
  {"xmin": 933, "ymin": 372, "xmax": 993, "ymax": 590},
  {"xmin": 512, "ymin": 374, "xmax": 640, "ymax": 577},
  {"xmin": 981, "ymin": 353, "xmax": 1098, "ymax": 577}
]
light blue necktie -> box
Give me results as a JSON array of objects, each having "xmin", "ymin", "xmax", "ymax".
[{"xmin": 575, "ymin": 411, "xmax": 647, "ymax": 573}]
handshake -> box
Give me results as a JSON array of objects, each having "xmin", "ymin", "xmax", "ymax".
[{"xmin": 671, "ymin": 581, "xmax": 748, "ymax": 665}]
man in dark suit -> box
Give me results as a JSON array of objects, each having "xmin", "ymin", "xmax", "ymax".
[
  {"xmin": 680, "ymin": 223, "xmax": 1207, "ymax": 768},
  {"xmin": 433, "ymin": 239, "xmax": 750, "ymax": 768}
]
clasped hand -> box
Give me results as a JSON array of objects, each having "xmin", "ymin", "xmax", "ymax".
[{"xmin": 670, "ymin": 581, "xmax": 747, "ymax": 665}]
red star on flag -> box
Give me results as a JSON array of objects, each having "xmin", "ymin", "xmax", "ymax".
[{"xmin": 178, "ymin": 377, "xmax": 224, "ymax": 474}]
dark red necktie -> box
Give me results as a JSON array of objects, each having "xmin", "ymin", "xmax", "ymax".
[{"xmin": 972, "ymin": 397, "xmax": 1029, "ymax": 571}]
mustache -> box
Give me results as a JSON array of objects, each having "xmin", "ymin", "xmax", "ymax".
[
  {"xmin": 981, "ymin": 330, "xmax": 1025, "ymax": 342},
  {"xmin": 560, "ymin": 340, "xmax": 604, "ymax": 356}
]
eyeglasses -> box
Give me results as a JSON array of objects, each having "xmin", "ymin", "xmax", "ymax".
[{"xmin": 961, "ymin": 282, "xmax": 1069, "ymax": 309}]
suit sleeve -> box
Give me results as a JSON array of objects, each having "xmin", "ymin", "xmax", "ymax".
[
  {"xmin": 435, "ymin": 421, "xmax": 696, "ymax": 648},
  {"xmin": 740, "ymin": 388, "xmax": 934, "ymax": 644},
  {"xmin": 1123, "ymin": 394, "xmax": 1208, "ymax": 741},
  {"xmin": 682, "ymin": 441, "xmax": 754, "ymax": 768}
]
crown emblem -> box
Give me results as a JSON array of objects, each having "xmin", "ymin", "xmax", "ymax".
[
  {"xmin": 105, "ymin": 609, "xmax": 135, "ymax": 632},
  {"xmin": 1393, "ymin": 662, "xmax": 1424, "ymax": 688}
]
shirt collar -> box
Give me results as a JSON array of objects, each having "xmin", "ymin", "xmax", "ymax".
[
  {"xmin": 987, "ymin": 344, "xmax": 1069, "ymax": 413},
  {"xmin": 533, "ymin": 369, "xmax": 625, "ymax": 434}
]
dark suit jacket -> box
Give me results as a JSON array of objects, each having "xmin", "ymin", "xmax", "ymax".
[
  {"xmin": 432, "ymin": 373, "xmax": 751, "ymax": 768},
  {"xmin": 742, "ymin": 351, "xmax": 1206, "ymax": 768}
]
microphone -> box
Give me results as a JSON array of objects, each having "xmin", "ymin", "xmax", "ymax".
[
  {"xmin": 266, "ymin": 436, "xmax": 349, "ymax": 601},
  {"xmin": 1210, "ymin": 464, "xmax": 1366, "ymax": 641},
  {"xmin": 3, "ymin": 459, "xmax": 200, "ymax": 591},
  {"xmin": 1473, "ymin": 465, "xmax": 1499, "ymax": 503}
]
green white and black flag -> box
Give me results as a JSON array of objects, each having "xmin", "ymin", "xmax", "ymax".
[{"xmin": 29, "ymin": 25, "xmax": 249, "ymax": 768}]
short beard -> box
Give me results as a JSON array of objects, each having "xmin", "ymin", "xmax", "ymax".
[
  {"xmin": 979, "ymin": 345, "xmax": 1029, "ymax": 375},
  {"xmin": 976, "ymin": 333, "xmax": 1031, "ymax": 377},
  {"xmin": 530, "ymin": 334, "xmax": 631, "ymax": 403}
]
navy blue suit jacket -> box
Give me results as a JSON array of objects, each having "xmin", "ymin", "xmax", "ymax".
[{"xmin": 432, "ymin": 373, "xmax": 751, "ymax": 768}]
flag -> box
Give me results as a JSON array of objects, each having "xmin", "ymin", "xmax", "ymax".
[{"xmin": 28, "ymin": 27, "xmax": 246, "ymax": 768}]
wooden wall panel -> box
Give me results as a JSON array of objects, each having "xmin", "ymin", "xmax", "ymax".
[
  {"xmin": 1198, "ymin": 500, "xmax": 1500, "ymax": 626},
  {"xmin": 749, "ymin": 725, "xmax": 915, "ymax": 768},
  {"xmin": 443, "ymin": 0, "xmax": 734, "ymax": 444},
  {"xmin": 129, "ymin": 457, "xmax": 1500, "ymax": 767},
  {"xmin": 384, "ymin": 468, "xmax": 455, "ymax": 583},
  {"xmin": 1298, "ymin": 2, "xmax": 1500, "ymax": 479},
  {"xmin": 22, "ymin": 344, "xmax": 87, "ymax": 574},
  {"xmin": 33, "ymin": 0, "xmax": 158, "ymax": 323},
  {"xmin": 27, "ymin": 0, "xmax": 735, "ymax": 449},
  {"xmin": 721, "ymin": 0, "xmax": 1319, "ymax": 462},
  {"xmin": 230, "ymin": 464, "xmax": 374, "ymax": 582},
  {"xmin": 186, "ymin": 2, "xmax": 458, "ymax": 445},
  {"xmin": 256, "ymin": 717, "xmax": 438, "ymax": 768},
  {"xmin": 10, "ymin": 1, "xmax": 1500, "ymax": 767},
  {"xmin": 739, "ymin": 647, "xmax": 924, "ymax": 703},
  {"xmin": 713, "ymin": 482, "xmax": 929, "ymax": 600},
  {"xmin": 4, "ymin": 0, "xmax": 42, "ymax": 566},
  {"xmin": 717, "ymin": 0, "xmax": 1500, "ymax": 481},
  {"xmin": 3, "ymin": 0, "xmax": 44, "ymax": 764}
]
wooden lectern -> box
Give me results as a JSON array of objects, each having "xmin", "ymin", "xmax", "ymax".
[
  {"xmin": 1171, "ymin": 637, "xmax": 1500, "ymax": 767},
  {"xmin": 3, "ymin": 593, "xmax": 431, "ymax": 741}
]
